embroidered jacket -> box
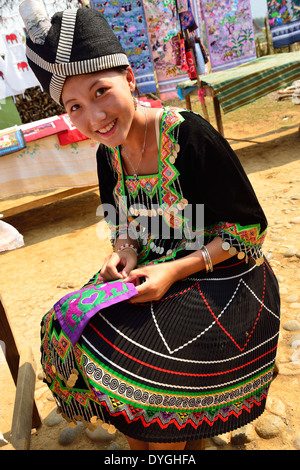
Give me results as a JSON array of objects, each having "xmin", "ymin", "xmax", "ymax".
[{"xmin": 96, "ymin": 107, "xmax": 267, "ymax": 265}]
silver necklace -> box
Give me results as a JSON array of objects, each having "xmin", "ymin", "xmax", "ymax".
[{"xmin": 122, "ymin": 106, "xmax": 147, "ymax": 181}]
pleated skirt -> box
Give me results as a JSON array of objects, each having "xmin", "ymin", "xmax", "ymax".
[{"xmin": 41, "ymin": 256, "xmax": 280, "ymax": 443}]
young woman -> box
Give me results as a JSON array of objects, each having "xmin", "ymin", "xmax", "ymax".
[{"xmin": 21, "ymin": 4, "xmax": 280, "ymax": 450}]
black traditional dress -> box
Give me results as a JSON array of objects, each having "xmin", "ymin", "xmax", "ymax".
[{"xmin": 41, "ymin": 107, "xmax": 280, "ymax": 443}]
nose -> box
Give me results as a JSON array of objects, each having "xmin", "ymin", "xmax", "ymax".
[{"xmin": 88, "ymin": 103, "xmax": 106, "ymax": 129}]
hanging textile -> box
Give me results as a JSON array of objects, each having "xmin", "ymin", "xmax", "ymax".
[
  {"xmin": 179, "ymin": 0, "xmax": 198, "ymax": 32},
  {"xmin": 267, "ymin": 0, "xmax": 300, "ymax": 48},
  {"xmin": 0, "ymin": 34, "xmax": 6, "ymax": 56},
  {"xmin": 1, "ymin": 31, "xmax": 40, "ymax": 95},
  {"xmin": 143, "ymin": 0, "xmax": 189, "ymax": 100},
  {"xmin": 90, "ymin": 1, "xmax": 156, "ymax": 94},
  {"xmin": 200, "ymin": 0, "xmax": 256, "ymax": 73},
  {"xmin": 0, "ymin": 56, "xmax": 15, "ymax": 101}
]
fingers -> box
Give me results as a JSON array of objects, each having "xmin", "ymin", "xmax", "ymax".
[
  {"xmin": 124, "ymin": 271, "xmax": 159, "ymax": 303},
  {"xmin": 100, "ymin": 253, "xmax": 125, "ymax": 281},
  {"xmin": 129, "ymin": 282, "xmax": 161, "ymax": 303},
  {"xmin": 100, "ymin": 251, "xmax": 138, "ymax": 281},
  {"xmin": 121, "ymin": 256, "xmax": 138, "ymax": 279}
]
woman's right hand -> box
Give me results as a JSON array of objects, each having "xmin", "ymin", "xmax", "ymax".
[{"xmin": 100, "ymin": 248, "xmax": 138, "ymax": 281}]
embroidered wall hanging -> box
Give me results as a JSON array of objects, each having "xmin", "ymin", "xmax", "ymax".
[
  {"xmin": 200, "ymin": 0, "xmax": 256, "ymax": 72},
  {"xmin": 143, "ymin": 0, "xmax": 189, "ymax": 100},
  {"xmin": 267, "ymin": 0, "xmax": 300, "ymax": 48},
  {"xmin": 90, "ymin": 0, "xmax": 157, "ymax": 94}
]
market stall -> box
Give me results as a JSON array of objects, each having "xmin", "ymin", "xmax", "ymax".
[
  {"xmin": 1, "ymin": 1, "xmax": 299, "ymax": 215},
  {"xmin": 0, "ymin": 114, "xmax": 99, "ymax": 217},
  {"xmin": 177, "ymin": 51, "xmax": 300, "ymax": 135}
]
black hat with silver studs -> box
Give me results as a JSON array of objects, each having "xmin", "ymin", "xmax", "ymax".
[{"xmin": 20, "ymin": 0, "xmax": 129, "ymax": 105}]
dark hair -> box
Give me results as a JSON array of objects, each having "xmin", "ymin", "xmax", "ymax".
[{"xmin": 112, "ymin": 65, "xmax": 140, "ymax": 96}]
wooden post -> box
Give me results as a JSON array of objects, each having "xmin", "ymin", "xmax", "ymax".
[
  {"xmin": 212, "ymin": 94, "xmax": 224, "ymax": 136},
  {"xmin": 10, "ymin": 347, "xmax": 37, "ymax": 450},
  {"xmin": 0, "ymin": 296, "xmax": 20, "ymax": 386},
  {"xmin": 191, "ymin": 47, "xmax": 210, "ymax": 122},
  {"xmin": 198, "ymin": 80, "xmax": 210, "ymax": 123},
  {"xmin": 0, "ymin": 296, "xmax": 42, "ymax": 431},
  {"xmin": 185, "ymin": 93, "xmax": 192, "ymax": 110},
  {"xmin": 264, "ymin": 17, "xmax": 274, "ymax": 55}
]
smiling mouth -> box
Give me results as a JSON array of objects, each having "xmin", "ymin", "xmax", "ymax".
[{"xmin": 97, "ymin": 119, "xmax": 117, "ymax": 134}]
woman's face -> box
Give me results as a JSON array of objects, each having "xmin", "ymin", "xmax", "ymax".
[{"xmin": 62, "ymin": 67, "xmax": 136, "ymax": 147}]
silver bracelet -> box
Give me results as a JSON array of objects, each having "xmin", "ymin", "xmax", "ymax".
[{"xmin": 200, "ymin": 245, "xmax": 213, "ymax": 273}]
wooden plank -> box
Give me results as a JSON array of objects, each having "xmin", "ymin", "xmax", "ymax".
[
  {"xmin": 1, "ymin": 185, "xmax": 98, "ymax": 219},
  {"xmin": 10, "ymin": 346, "xmax": 37, "ymax": 450},
  {"xmin": 0, "ymin": 296, "xmax": 42, "ymax": 430},
  {"xmin": 0, "ymin": 296, "xmax": 19, "ymax": 385}
]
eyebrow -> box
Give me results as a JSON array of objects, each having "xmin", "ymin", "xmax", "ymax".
[
  {"xmin": 63, "ymin": 78, "xmax": 107, "ymax": 107},
  {"xmin": 89, "ymin": 78, "xmax": 106, "ymax": 90}
]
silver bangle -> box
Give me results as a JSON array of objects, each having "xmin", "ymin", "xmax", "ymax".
[{"xmin": 200, "ymin": 245, "xmax": 213, "ymax": 273}]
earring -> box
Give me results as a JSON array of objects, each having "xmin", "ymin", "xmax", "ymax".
[{"xmin": 132, "ymin": 95, "xmax": 138, "ymax": 110}]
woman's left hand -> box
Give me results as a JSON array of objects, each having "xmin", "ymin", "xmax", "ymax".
[{"xmin": 124, "ymin": 262, "xmax": 179, "ymax": 303}]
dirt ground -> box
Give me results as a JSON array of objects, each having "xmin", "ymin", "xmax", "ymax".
[{"xmin": 0, "ymin": 92, "xmax": 299, "ymax": 451}]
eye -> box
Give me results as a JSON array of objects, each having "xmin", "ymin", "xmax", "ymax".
[
  {"xmin": 95, "ymin": 88, "xmax": 106, "ymax": 97},
  {"xmin": 69, "ymin": 103, "xmax": 80, "ymax": 113}
]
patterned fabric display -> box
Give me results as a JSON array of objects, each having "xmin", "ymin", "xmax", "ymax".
[
  {"xmin": 143, "ymin": 0, "xmax": 189, "ymax": 99},
  {"xmin": 54, "ymin": 278, "xmax": 138, "ymax": 346},
  {"xmin": 91, "ymin": 1, "xmax": 156, "ymax": 94},
  {"xmin": 267, "ymin": 0, "xmax": 300, "ymax": 48},
  {"xmin": 200, "ymin": 0, "xmax": 256, "ymax": 72}
]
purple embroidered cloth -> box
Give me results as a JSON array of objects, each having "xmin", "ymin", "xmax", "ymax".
[{"xmin": 54, "ymin": 280, "xmax": 138, "ymax": 345}]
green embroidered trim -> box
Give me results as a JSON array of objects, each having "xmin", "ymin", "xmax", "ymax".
[
  {"xmin": 79, "ymin": 343, "xmax": 275, "ymax": 413},
  {"xmin": 205, "ymin": 222, "xmax": 268, "ymax": 247}
]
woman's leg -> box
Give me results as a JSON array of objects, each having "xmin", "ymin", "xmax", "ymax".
[
  {"xmin": 148, "ymin": 441, "xmax": 187, "ymax": 451},
  {"xmin": 125, "ymin": 435, "xmax": 149, "ymax": 450},
  {"xmin": 125, "ymin": 436, "xmax": 187, "ymax": 451}
]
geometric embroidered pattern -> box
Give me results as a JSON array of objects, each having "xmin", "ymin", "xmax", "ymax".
[
  {"xmin": 82, "ymin": 350, "xmax": 274, "ymax": 412},
  {"xmin": 93, "ymin": 381, "xmax": 271, "ymax": 430},
  {"xmin": 151, "ymin": 264, "xmax": 273, "ymax": 355}
]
